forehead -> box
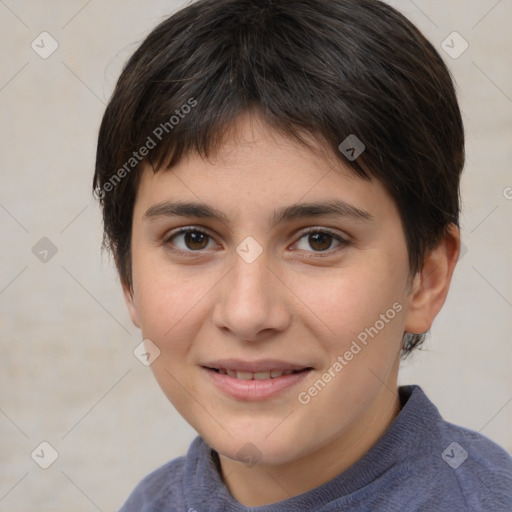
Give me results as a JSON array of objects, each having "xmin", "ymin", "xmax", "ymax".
[{"xmin": 133, "ymin": 113, "xmax": 398, "ymax": 226}]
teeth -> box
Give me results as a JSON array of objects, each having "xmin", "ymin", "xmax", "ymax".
[
  {"xmin": 236, "ymin": 371, "xmax": 253, "ymax": 380},
  {"xmin": 253, "ymin": 371, "xmax": 271, "ymax": 380},
  {"xmin": 217, "ymin": 369, "xmax": 299, "ymax": 380},
  {"xmin": 273, "ymin": 369, "xmax": 294, "ymax": 377}
]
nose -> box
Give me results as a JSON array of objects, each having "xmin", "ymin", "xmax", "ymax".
[{"xmin": 212, "ymin": 249, "xmax": 291, "ymax": 342}]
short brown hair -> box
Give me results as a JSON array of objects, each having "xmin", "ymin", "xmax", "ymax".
[{"xmin": 93, "ymin": 0, "xmax": 465, "ymax": 356}]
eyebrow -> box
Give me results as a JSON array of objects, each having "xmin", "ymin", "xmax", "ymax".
[{"xmin": 143, "ymin": 199, "xmax": 374, "ymax": 227}]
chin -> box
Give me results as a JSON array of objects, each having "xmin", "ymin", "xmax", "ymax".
[{"xmin": 207, "ymin": 432, "xmax": 305, "ymax": 467}]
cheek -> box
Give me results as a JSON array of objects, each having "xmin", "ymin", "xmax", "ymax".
[
  {"xmin": 305, "ymin": 264, "xmax": 405, "ymax": 350},
  {"xmin": 131, "ymin": 268, "xmax": 204, "ymax": 404},
  {"xmin": 131, "ymin": 255, "xmax": 189, "ymax": 341},
  {"xmin": 131, "ymin": 259, "xmax": 219, "ymax": 354}
]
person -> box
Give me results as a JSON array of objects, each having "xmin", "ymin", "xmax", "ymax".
[{"xmin": 92, "ymin": 0, "xmax": 512, "ymax": 510}]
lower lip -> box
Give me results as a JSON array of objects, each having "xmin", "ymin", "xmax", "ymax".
[{"xmin": 203, "ymin": 367, "xmax": 312, "ymax": 401}]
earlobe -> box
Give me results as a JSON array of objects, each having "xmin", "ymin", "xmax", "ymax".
[
  {"xmin": 122, "ymin": 282, "xmax": 141, "ymax": 329},
  {"xmin": 404, "ymin": 224, "xmax": 460, "ymax": 335}
]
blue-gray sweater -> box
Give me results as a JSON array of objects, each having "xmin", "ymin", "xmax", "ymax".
[{"xmin": 119, "ymin": 385, "xmax": 512, "ymax": 511}]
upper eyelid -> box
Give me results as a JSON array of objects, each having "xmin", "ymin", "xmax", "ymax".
[{"xmin": 165, "ymin": 225, "xmax": 215, "ymax": 242}]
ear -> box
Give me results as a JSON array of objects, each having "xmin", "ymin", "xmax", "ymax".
[
  {"xmin": 122, "ymin": 281, "xmax": 141, "ymax": 329},
  {"xmin": 404, "ymin": 224, "xmax": 460, "ymax": 335}
]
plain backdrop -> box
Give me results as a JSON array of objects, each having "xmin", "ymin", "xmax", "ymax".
[{"xmin": 1, "ymin": 0, "xmax": 511, "ymax": 510}]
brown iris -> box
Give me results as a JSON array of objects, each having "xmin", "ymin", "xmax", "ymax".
[
  {"xmin": 307, "ymin": 232, "xmax": 333, "ymax": 252},
  {"xmin": 184, "ymin": 231, "xmax": 209, "ymax": 250}
]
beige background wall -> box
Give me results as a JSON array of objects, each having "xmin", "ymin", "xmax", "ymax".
[{"xmin": 1, "ymin": 0, "xmax": 511, "ymax": 510}]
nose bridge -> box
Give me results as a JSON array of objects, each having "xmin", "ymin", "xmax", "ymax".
[
  {"xmin": 231, "ymin": 247, "xmax": 269, "ymax": 298},
  {"xmin": 214, "ymin": 243, "xmax": 288, "ymax": 340}
]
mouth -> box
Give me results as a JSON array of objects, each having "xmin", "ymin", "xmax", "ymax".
[
  {"xmin": 201, "ymin": 359, "xmax": 314, "ymax": 400},
  {"xmin": 204, "ymin": 367, "xmax": 309, "ymax": 380}
]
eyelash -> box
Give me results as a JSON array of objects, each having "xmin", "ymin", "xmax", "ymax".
[{"xmin": 163, "ymin": 226, "xmax": 350, "ymax": 259}]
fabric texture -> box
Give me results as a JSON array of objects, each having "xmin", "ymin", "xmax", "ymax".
[{"xmin": 119, "ymin": 385, "xmax": 512, "ymax": 511}]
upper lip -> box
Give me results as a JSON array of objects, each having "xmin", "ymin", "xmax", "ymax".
[{"xmin": 202, "ymin": 359, "xmax": 312, "ymax": 372}]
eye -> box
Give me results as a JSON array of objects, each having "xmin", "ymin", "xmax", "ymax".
[
  {"xmin": 164, "ymin": 226, "xmax": 350, "ymax": 258},
  {"xmin": 165, "ymin": 227, "xmax": 216, "ymax": 254},
  {"xmin": 294, "ymin": 228, "xmax": 349, "ymax": 256}
]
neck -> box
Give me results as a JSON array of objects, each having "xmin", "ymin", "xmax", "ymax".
[{"xmin": 217, "ymin": 377, "xmax": 401, "ymax": 507}]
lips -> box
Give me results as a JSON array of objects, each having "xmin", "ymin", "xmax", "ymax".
[{"xmin": 201, "ymin": 359, "xmax": 313, "ymax": 400}]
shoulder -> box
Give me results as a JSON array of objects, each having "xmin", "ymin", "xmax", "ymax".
[
  {"xmin": 401, "ymin": 386, "xmax": 512, "ymax": 511},
  {"xmin": 435, "ymin": 420, "xmax": 512, "ymax": 511},
  {"xmin": 118, "ymin": 453, "xmax": 187, "ymax": 511}
]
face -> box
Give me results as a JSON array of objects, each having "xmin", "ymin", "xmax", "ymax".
[{"xmin": 124, "ymin": 112, "xmax": 416, "ymax": 467}]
